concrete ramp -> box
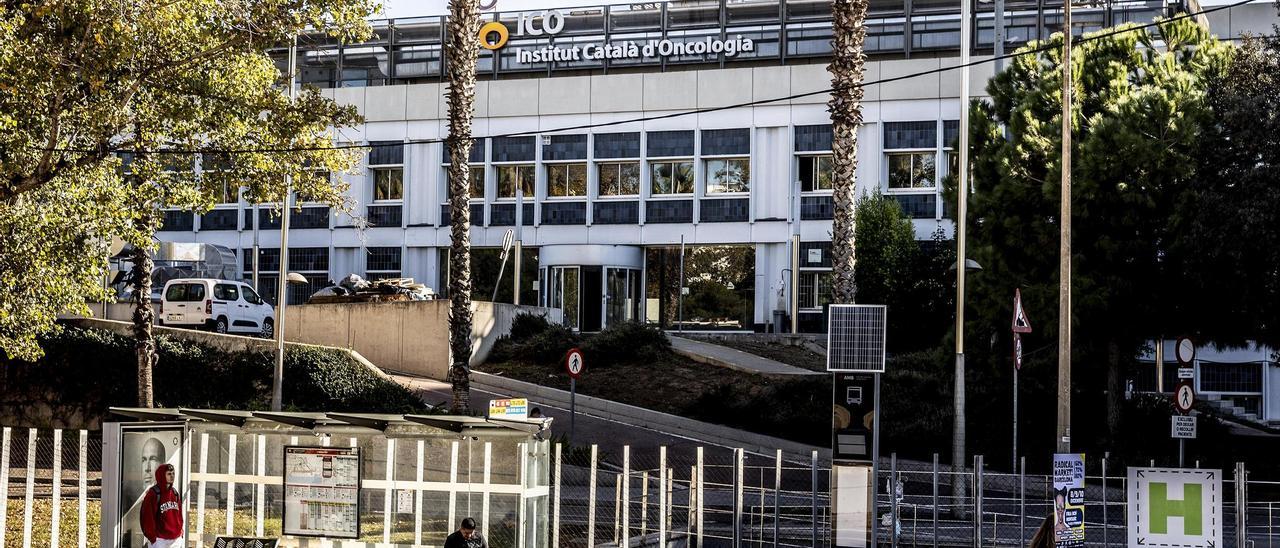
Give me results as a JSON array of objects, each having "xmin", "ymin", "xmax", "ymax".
[{"xmin": 668, "ymin": 335, "xmax": 823, "ymax": 376}]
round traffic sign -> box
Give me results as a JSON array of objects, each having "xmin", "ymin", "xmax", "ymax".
[
  {"xmin": 1175, "ymin": 337, "xmax": 1196, "ymax": 365},
  {"xmin": 1174, "ymin": 382, "xmax": 1195, "ymax": 414},
  {"xmin": 565, "ymin": 348, "xmax": 585, "ymax": 379}
]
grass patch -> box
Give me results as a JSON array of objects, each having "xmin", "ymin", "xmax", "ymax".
[{"xmin": 3, "ymin": 498, "xmax": 101, "ymax": 548}]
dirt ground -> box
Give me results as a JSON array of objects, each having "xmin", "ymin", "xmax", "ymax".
[
  {"xmin": 477, "ymin": 351, "xmax": 828, "ymax": 445},
  {"xmin": 478, "ymin": 353, "xmax": 786, "ymax": 416}
]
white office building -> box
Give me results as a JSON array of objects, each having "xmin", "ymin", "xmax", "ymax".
[{"xmin": 155, "ymin": 0, "xmax": 1270, "ymax": 332}]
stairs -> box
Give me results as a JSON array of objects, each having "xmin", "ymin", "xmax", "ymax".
[{"xmin": 1202, "ymin": 394, "xmax": 1260, "ymax": 423}]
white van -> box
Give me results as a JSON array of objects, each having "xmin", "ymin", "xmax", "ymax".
[{"xmin": 159, "ymin": 279, "xmax": 276, "ymax": 337}]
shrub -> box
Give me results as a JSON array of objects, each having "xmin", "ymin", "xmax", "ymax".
[
  {"xmin": 508, "ymin": 312, "xmax": 553, "ymax": 342},
  {"xmin": 490, "ymin": 320, "xmax": 579, "ymax": 366},
  {"xmin": 0, "ymin": 325, "xmax": 430, "ymax": 428},
  {"xmin": 580, "ymin": 321, "xmax": 670, "ymax": 368}
]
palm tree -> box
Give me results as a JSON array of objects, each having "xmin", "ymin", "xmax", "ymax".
[
  {"xmin": 444, "ymin": 0, "xmax": 481, "ymax": 414},
  {"xmin": 828, "ymin": 0, "xmax": 869, "ymax": 303}
]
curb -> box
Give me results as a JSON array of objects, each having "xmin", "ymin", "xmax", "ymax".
[{"xmin": 472, "ymin": 371, "xmax": 831, "ymax": 462}]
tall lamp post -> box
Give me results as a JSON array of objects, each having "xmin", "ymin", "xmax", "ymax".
[
  {"xmin": 270, "ymin": 35, "xmax": 299, "ymax": 413},
  {"xmin": 953, "ymin": 0, "xmax": 975, "ymax": 507}
]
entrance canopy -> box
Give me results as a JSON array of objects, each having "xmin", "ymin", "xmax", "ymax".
[{"xmin": 102, "ymin": 408, "xmax": 552, "ymax": 548}]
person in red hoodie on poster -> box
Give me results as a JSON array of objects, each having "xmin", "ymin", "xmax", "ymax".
[{"xmin": 140, "ymin": 463, "xmax": 183, "ymax": 547}]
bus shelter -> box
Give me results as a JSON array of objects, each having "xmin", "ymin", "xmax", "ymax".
[{"xmin": 101, "ymin": 408, "xmax": 551, "ymax": 548}]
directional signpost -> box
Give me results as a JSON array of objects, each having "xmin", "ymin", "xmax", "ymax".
[
  {"xmin": 564, "ymin": 348, "xmax": 584, "ymax": 444},
  {"xmin": 1127, "ymin": 467, "xmax": 1222, "ymax": 548}
]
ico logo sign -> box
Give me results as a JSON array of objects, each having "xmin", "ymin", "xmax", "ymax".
[{"xmin": 479, "ymin": 9, "xmax": 564, "ymax": 50}]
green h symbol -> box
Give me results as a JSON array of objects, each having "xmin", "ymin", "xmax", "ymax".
[{"xmin": 1149, "ymin": 482, "xmax": 1203, "ymax": 535}]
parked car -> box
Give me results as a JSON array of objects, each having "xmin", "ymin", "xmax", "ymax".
[{"xmin": 159, "ymin": 278, "xmax": 275, "ymax": 337}]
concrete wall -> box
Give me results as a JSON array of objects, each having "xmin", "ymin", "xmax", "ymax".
[{"xmin": 283, "ymin": 301, "xmax": 561, "ymax": 380}]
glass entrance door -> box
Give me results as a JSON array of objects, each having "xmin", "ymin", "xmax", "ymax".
[
  {"xmin": 544, "ymin": 266, "xmax": 580, "ymax": 330},
  {"xmin": 604, "ymin": 267, "xmax": 642, "ymax": 328}
]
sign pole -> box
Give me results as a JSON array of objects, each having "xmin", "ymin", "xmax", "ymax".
[
  {"xmin": 1013, "ymin": 358, "xmax": 1018, "ymax": 471},
  {"xmin": 565, "ymin": 348, "xmax": 585, "ymax": 445},
  {"xmin": 1179, "ymin": 438, "xmax": 1185, "ymax": 468}
]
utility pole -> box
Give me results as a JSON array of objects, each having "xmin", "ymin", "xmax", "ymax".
[
  {"xmin": 270, "ymin": 35, "xmax": 298, "ymax": 413},
  {"xmin": 952, "ymin": 0, "xmax": 973, "ymax": 506},
  {"xmin": 1056, "ymin": 0, "xmax": 1074, "ymax": 454}
]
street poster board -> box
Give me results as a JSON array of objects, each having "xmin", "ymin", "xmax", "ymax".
[
  {"xmin": 489, "ymin": 398, "xmax": 530, "ymax": 420},
  {"xmin": 283, "ymin": 446, "xmax": 361, "ymax": 538},
  {"xmin": 1127, "ymin": 467, "xmax": 1222, "ymax": 548},
  {"xmin": 118, "ymin": 425, "xmax": 185, "ymax": 548},
  {"xmin": 1053, "ymin": 453, "xmax": 1086, "ymax": 547}
]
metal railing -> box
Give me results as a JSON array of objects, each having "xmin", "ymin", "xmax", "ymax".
[{"xmin": 6, "ymin": 426, "xmax": 1280, "ymax": 547}]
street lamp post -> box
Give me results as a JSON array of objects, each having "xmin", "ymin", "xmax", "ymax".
[
  {"xmin": 953, "ymin": 0, "xmax": 974, "ymax": 508},
  {"xmin": 270, "ymin": 35, "xmax": 298, "ymax": 413}
]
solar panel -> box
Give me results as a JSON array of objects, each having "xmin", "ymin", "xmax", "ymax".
[{"xmin": 826, "ymin": 304, "xmax": 887, "ymax": 373}]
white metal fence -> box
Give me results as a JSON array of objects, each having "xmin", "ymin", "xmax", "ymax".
[{"xmin": 5, "ymin": 426, "xmax": 1280, "ymax": 547}]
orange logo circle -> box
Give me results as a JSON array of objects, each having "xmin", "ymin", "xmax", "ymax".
[{"xmin": 478, "ymin": 22, "xmax": 509, "ymax": 50}]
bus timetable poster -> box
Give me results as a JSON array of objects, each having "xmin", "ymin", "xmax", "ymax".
[{"xmin": 283, "ymin": 446, "xmax": 361, "ymax": 538}]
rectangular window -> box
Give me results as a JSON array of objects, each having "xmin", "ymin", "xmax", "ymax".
[
  {"xmin": 650, "ymin": 161, "xmax": 694, "ymax": 195},
  {"xmin": 887, "ymin": 152, "xmax": 936, "ymax": 189},
  {"xmin": 497, "ymin": 165, "xmax": 535, "ymax": 199},
  {"xmin": 445, "ymin": 167, "xmax": 485, "ymax": 200},
  {"xmin": 373, "ymin": 167, "xmax": 403, "ymax": 201},
  {"xmin": 366, "ymin": 247, "xmax": 402, "ymax": 280},
  {"xmin": 547, "ymin": 164, "xmax": 587, "ymax": 197},
  {"xmin": 213, "ymin": 283, "xmax": 241, "ymax": 302},
  {"xmin": 798, "ymin": 270, "xmax": 833, "ymax": 309},
  {"xmin": 799, "ymin": 155, "xmax": 834, "ymax": 192},
  {"xmin": 705, "ymin": 158, "xmax": 750, "ymax": 194},
  {"xmin": 164, "ymin": 283, "xmax": 205, "ymax": 302},
  {"xmin": 598, "ymin": 162, "xmax": 640, "ymax": 196}
]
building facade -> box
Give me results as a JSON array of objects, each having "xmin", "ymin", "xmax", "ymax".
[{"xmin": 157, "ymin": 0, "xmax": 1230, "ymax": 331}]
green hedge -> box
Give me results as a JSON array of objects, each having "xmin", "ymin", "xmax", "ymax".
[{"xmin": 0, "ymin": 325, "xmax": 429, "ymax": 427}]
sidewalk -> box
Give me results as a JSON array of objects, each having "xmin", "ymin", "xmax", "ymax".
[{"xmin": 668, "ymin": 335, "xmax": 824, "ymax": 376}]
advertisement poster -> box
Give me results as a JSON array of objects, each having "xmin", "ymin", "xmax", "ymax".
[
  {"xmin": 283, "ymin": 446, "xmax": 361, "ymax": 538},
  {"xmin": 119, "ymin": 426, "xmax": 185, "ymax": 548},
  {"xmin": 1053, "ymin": 453, "xmax": 1086, "ymax": 547},
  {"xmin": 489, "ymin": 398, "xmax": 529, "ymax": 420}
]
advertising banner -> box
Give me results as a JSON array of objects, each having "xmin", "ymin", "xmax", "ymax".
[
  {"xmin": 119, "ymin": 425, "xmax": 185, "ymax": 548},
  {"xmin": 489, "ymin": 398, "xmax": 530, "ymax": 420},
  {"xmin": 283, "ymin": 446, "xmax": 361, "ymax": 538},
  {"xmin": 1053, "ymin": 453, "xmax": 1086, "ymax": 547}
]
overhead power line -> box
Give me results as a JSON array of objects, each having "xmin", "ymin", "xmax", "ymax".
[{"xmin": 33, "ymin": 0, "xmax": 1261, "ymax": 155}]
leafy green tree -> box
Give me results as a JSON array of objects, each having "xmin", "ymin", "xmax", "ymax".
[
  {"xmin": 961, "ymin": 18, "xmax": 1233, "ymax": 446},
  {"xmin": 853, "ymin": 193, "xmax": 954, "ymax": 351},
  {"xmin": 1164, "ymin": 30, "xmax": 1280, "ymax": 347},
  {"xmin": 0, "ymin": 1, "xmax": 375, "ymax": 401}
]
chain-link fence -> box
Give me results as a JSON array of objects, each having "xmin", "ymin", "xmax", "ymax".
[{"xmin": 6, "ymin": 426, "xmax": 1280, "ymax": 547}]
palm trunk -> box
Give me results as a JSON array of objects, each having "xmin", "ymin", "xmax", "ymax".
[
  {"xmin": 130, "ymin": 219, "xmax": 157, "ymax": 408},
  {"xmin": 828, "ymin": 0, "xmax": 869, "ymax": 303},
  {"xmin": 445, "ymin": 0, "xmax": 481, "ymax": 414}
]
